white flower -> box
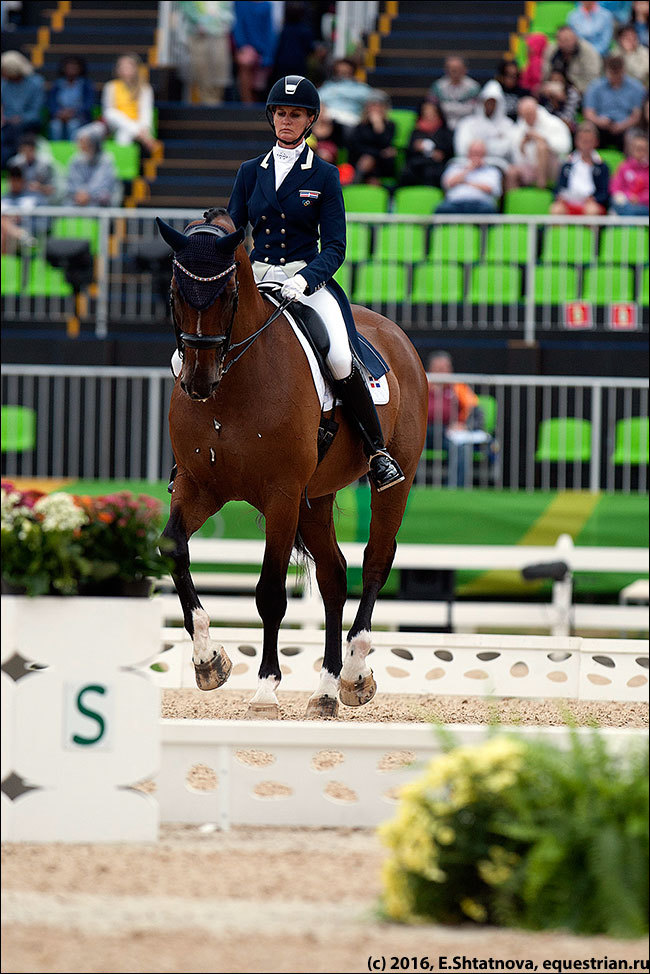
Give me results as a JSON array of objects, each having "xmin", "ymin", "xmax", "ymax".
[{"xmin": 33, "ymin": 493, "xmax": 88, "ymax": 533}]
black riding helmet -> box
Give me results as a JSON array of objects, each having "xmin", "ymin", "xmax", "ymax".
[{"xmin": 265, "ymin": 75, "xmax": 320, "ymax": 145}]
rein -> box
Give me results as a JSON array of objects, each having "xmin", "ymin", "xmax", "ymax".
[{"xmin": 221, "ymin": 296, "xmax": 293, "ymax": 375}]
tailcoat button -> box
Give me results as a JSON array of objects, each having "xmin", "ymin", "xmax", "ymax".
[
  {"xmin": 280, "ymin": 228, "xmax": 286, "ymax": 234},
  {"xmin": 264, "ymin": 257, "xmax": 269, "ymax": 262},
  {"xmin": 265, "ymin": 228, "xmax": 271, "ymax": 234},
  {"xmin": 281, "ymin": 213, "xmax": 285, "ymax": 219},
  {"xmin": 279, "ymin": 258, "xmax": 286, "ymax": 265},
  {"xmin": 265, "ymin": 244, "xmax": 270, "ymax": 249},
  {"xmin": 280, "ymin": 243, "xmax": 286, "ymax": 249}
]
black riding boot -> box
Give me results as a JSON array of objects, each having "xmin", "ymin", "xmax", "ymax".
[{"xmin": 337, "ymin": 365, "xmax": 405, "ymax": 492}]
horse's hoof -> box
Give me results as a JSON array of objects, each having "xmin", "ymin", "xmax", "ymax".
[
  {"xmin": 246, "ymin": 701, "xmax": 280, "ymax": 720},
  {"xmin": 339, "ymin": 672, "xmax": 377, "ymax": 707},
  {"xmin": 194, "ymin": 649, "xmax": 232, "ymax": 691},
  {"xmin": 305, "ymin": 696, "xmax": 339, "ymax": 719}
]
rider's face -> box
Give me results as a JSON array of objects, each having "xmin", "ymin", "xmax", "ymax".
[{"xmin": 273, "ymin": 106, "xmax": 313, "ymax": 146}]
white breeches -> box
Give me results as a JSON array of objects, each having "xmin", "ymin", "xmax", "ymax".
[{"xmin": 252, "ymin": 261, "xmax": 353, "ymax": 380}]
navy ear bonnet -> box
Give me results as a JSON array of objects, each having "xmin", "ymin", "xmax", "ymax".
[{"xmin": 155, "ymin": 217, "xmax": 245, "ymax": 310}]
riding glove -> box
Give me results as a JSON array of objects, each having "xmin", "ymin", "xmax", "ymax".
[{"xmin": 280, "ymin": 274, "xmax": 308, "ymax": 301}]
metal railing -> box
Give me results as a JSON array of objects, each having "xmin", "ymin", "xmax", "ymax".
[
  {"xmin": 2, "ymin": 207, "xmax": 647, "ymax": 340},
  {"xmin": 1, "ymin": 366, "xmax": 647, "ymax": 493}
]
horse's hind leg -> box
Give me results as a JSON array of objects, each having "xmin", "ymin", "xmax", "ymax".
[
  {"xmin": 163, "ymin": 484, "xmax": 232, "ymax": 691},
  {"xmin": 297, "ymin": 493, "xmax": 347, "ymax": 719},
  {"xmin": 341, "ymin": 479, "xmax": 412, "ymax": 707}
]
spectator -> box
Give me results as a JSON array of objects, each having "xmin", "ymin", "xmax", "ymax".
[
  {"xmin": 568, "ymin": 0, "xmax": 615, "ymax": 55},
  {"xmin": 630, "ymin": 0, "xmax": 649, "ymax": 45},
  {"xmin": 269, "ymin": 1, "xmax": 315, "ymax": 87},
  {"xmin": 47, "ymin": 55, "xmax": 95, "ymax": 141},
  {"xmin": 426, "ymin": 351, "xmax": 483, "ymax": 488},
  {"xmin": 311, "ymin": 107, "xmax": 344, "ymax": 164},
  {"xmin": 610, "ymin": 128, "xmax": 649, "ymax": 213},
  {"xmin": 454, "ymin": 80, "xmax": 514, "ymax": 171},
  {"xmin": 1, "ymin": 50, "xmax": 45, "ymax": 169},
  {"xmin": 583, "ymin": 53, "xmax": 645, "ymax": 148},
  {"xmin": 601, "ymin": 1, "xmax": 633, "ymax": 21},
  {"xmin": 180, "ymin": 1, "xmax": 234, "ymax": 105},
  {"xmin": 543, "ymin": 25, "xmax": 602, "ymax": 94},
  {"xmin": 349, "ymin": 93, "xmax": 396, "ymax": 184},
  {"xmin": 641, "ymin": 94, "xmax": 650, "ymax": 133},
  {"xmin": 64, "ymin": 124, "xmax": 121, "ymax": 207},
  {"xmin": 520, "ymin": 34, "xmax": 549, "ymax": 93},
  {"xmin": 506, "ymin": 96, "xmax": 572, "ymax": 190},
  {"xmin": 232, "ymin": 0, "xmax": 277, "ymax": 103},
  {"xmin": 317, "ymin": 58, "xmax": 375, "ymax": 128},
  {"xmin": 550, "ymin": 120, "xmax": 610, "ymax": 213},
  {"xmin": 612, "ymin": 22, "xmax": 649, "ymax": 84},
  {"xmin": 1, "ymin": 162, "xmax": 45, "ymax": 207},
  {"xmin": 399, "ymin": 98, "xmax": 453, "ymax": 188},
  {"xmin": 428, "ymin": 57, "xmax": 480, "ymax": 131},
  {"xmin": 496, "ymin": 59, "xmax": 531, "ymax": 120},
  {"xmin": 539, "ymin": 69, "xmax": 582, "ymax": 131},
  {"xmin": 101, "ymin": 53, "xmax": 158, "ymax": 153},
  {"xmin": 437, "ymin": 139, "xmax": 502, "ymax": 214},
  {"xmin": 7, "ymin": 134, "xmax": 57, "ymax": 200}
]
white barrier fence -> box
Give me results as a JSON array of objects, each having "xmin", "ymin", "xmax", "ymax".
[{"xmin": 2, "ymin": 364, "xmax": 647, "ymax": 492}]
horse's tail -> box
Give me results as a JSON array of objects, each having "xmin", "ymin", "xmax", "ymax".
[{"xmin": 292, "ymin": 528, "xmax": 314, "ymax": 594}]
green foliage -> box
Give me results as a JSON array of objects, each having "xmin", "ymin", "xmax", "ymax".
[{"xmin": 380, "ymin": 731, "xmax": 649, "ymax": 938}]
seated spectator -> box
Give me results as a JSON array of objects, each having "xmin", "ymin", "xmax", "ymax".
[
  {"xmin": 612, "ymin": 22, "xmax": 649, "ymax": 84},
  {"xmin": 426, "ymin": 351, "xmax": 484, "ymax": 488},
  {"xmin": 180, "ymin": 0, "xmax": 234, "ymax": 105},
  {"xmin": 101, "ymin": 53, "xmax": 158, "ymax": 153},
  {"xmin": 496, "ymin": 59, "xmax": 531, "ymax": 120},
  {"xmin": 399, "ymin": 98, "xmax": 453, "ymax": 188},
  {"xmin": 47, "ymin": 55, "xmax": 95, "ymax": 141},
  {"xmin": 64, "ymin": 124, "xmax": 121, "ymax": 207},
  {"xmin": 317, "ymin": 58, "xmax": 374, "ymax": 128},
  {"xmin": 269, "ymin": 1, "xmax": 315, "ymax": 88},
  {"xmin": 506, "ymin": 96, "xmax": 572, "ymax": 190},
  {"xmin": 454, "ymin": 80, "xmax": 514, "ymax": 171},
  {"xmin": 311, "ymin": 107, "xmax": 343, "ymax": 164},
  {"xmin": 550, "ymin": 120, "xmax": 610, "ymax": 213},
  {"xmin": 437, "ymin": 139, "xmax": 502, "ymax": 214},
  {"xmin": 348, "ymin": 93, "xmax": 396, "ymax": 184},
  {"xmin": 233, "ymin": 0, "xmax": 277, "ymax": 103},
  {"xmin": 568, "ymin": 0, "xmax": 615, "ymax": 55},
  {"xmin": 538, "ymin": 69, "xmax": 581, "ymax": 131},
  {"xmin": 1, "ymin": 162, "xmax": 45, "ymax": 207},
  {"xmin": 543, "ymin": 25, "xmax": 602, "ymax": 94},
  {"xmin": 520, "ymin": 34, "xmax": 548, "ymax": 94},
  {"xmin": 1, "ymin": 50, "xmax": 45, "ymax": 169},
  {"xmin": 7, "ymin": 134, "xmax": 57, "ymax": 200},
  {"xmin": 428, "ymin": 57, "xmax": 480, "ymax": 131},
  {"xmin": 583, "ymin": 53, "xmax": 645, "ymax": 148},
  {"xmin": 610, "ymin": 128, "xmax": 649, "ymax": 213},
  {"xmin": 630, "ymin": 0, "xmax": 649, "ymax": 44}
]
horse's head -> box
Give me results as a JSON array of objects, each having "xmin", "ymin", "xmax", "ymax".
[{"xmin": 156, "ymin": 210, "xmax": 245, "ymax": 401}]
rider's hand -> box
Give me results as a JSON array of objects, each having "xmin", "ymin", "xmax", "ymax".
[{"xmin": 281, "ymin": 274, "xmax": 308, "ymax": 301}]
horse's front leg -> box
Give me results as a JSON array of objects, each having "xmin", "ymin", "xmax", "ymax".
[
  {"xmin": 247, "ymin": 495, "xmax": 302, "ymax": 719},
  {"xmin": 163, "ymin": 490, "xmax": 232, "ymax": 691}
]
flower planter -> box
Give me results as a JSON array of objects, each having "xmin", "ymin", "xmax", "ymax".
[{"xmin": 1, "ymin": 595, "xmax": 163, "ymax": 842}]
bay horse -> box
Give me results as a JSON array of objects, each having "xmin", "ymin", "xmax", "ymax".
[{"xmin": 157, "ymin": 210, "xmax": 428, "ymax": 718}]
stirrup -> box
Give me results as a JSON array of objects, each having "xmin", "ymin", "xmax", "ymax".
[
  {"xmin": 167, "ymin": 463, "xmax": 178, "ymax": 494},
  {"xmin": 368, "ymin": 450, "xmax": 405, "ymax": 492}
]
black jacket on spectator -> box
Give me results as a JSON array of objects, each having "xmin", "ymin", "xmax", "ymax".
[
  {"xmin": 400, "ymin": 123, "xmax": 453, "ymax": 187},
  {"xmin": 348, "ymin": 119, "xmax": 396, "ymax": 177}
]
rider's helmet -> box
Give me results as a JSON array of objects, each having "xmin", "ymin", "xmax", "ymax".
[{"xmin": 265, "ymin": 75, "xmax": 320, "ymax": 144}]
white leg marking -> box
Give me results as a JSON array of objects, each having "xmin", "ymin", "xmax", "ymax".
[
  {"xmin": 192, "ymin": 608, "xmax": 216, "ymax": 666},
  {"xmin": 341, "ymin": 630, "xmax": 372, "ymax": 683},
  {"xmin": 309, "ymin": 669, "xmax": 340, "ymax": 703},
  {"xmin": 250, "ymin": 675, "xmax": 280, "ymax": 707}
]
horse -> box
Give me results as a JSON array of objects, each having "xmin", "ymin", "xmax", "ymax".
[{"xmin": 157, "ymin": 209, "xmax": 428, "ymax": 718}]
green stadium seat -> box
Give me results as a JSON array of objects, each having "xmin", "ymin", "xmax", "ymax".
[
  {"xmin": 412, "ymin": 263, "xmax": 463, "ymax": 303},
  {"xmin": 388, "ymin": 108, "xmax": 418, "ymax": 149},
  {"xmin": 504, "ymin": 188, "xmax": 553, "ymax": 214},
  {"xmin": 476, "ymin": 394, "xmax": 497, "ymax": 434},
  {"xmin": 1, "ymin": 405, "xmax": 36, "ymax": 453},
  {"xmin": 27, "ymin": 259, "xmax": 73, "ymax": 297},
  {"xmin": 1, "ymin": 255, "xmax": 22, "ymax": 295},
  {"xmin": 530, "ymin": 1, "xmax": 574, "ymax": 36},
  {"xmin": 535, "ymin": 418, "xmax": 592, "ymax": 462},
  {"xmin": 51, "ymin": 216, "xmax": 100, "ymax": 255},
  {"xmin": 597, "ymin": 148, "xmax": 625, "ymax": 175},
  {"xmin": 352, "ymin": 261, "xmax": 407, "ymax": 304},
  {"xmin": 392, "ymin": 185, "xmax": 443, "ymax": 214},
  {"xmin": 541, "ymin": 226, "xmax": 594, "ymax": 264},
  {"xmin": 333, "ymin": 262, "xmax": 352, "ymax": 292},
  {"xmin": 342, "ymin": 185, "xmax": 389, "ymax": 213},
  {"xmin": 599, "ymin": 226, "xmax": 649, "ymax": 265},
  {"xmin": 485, "ymin": 225, "xmax": 529, "ymax": 264},
  {"xmin": 582, "ymin": 265, "xmax": 634, "ymax": 303},
  {"xmin": 375, "ymin": 223, "xmax": 427, "ymax": 262},
  {"xmin": 48, "ymin": 140, "xmax": 77, "ymax": 168},
  {"xmin": 104, "ymin": 140, "xmax": 140, "ymax": 180},
  {"xmin": 611, "ymin": 417, "xmax": 649, "ymax": 466},
  {"xmin": 430, "ymin": 224, "xmax": 481, "ymax": 263},
  {"xmin": 346, "ymin": 223, "xmax": 371, "ymax": 262},
  {"xmin": 534, "ymin": 264, "xmax": 579, "ymax": 303},
  {"xmin": 640, "ymin": 267, "xmax": 649, "ymax": 306},
  {"xmin": 469, "ymin": 264, "xmax": 522, "ymax": 304}
]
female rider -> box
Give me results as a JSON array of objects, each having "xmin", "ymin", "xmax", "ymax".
[{"xmin": 227, "ymin": 74, "xmax": 404, "ymax": 492}]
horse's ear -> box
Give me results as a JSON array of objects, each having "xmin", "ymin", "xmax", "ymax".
[
  {"xmin": 216, "ymin": 227, "xmax": 246, "ymax": 253},
  {"xmin": 155, "ymin": 217, "xmax": 188, "ymax": 253}
]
